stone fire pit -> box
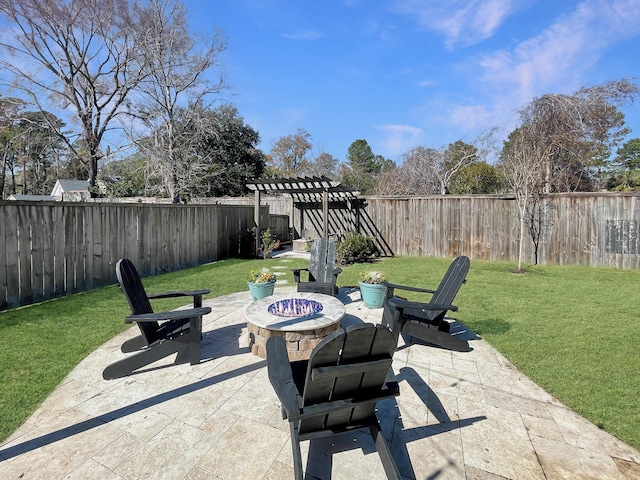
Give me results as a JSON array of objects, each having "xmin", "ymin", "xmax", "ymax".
[{"xmin": 245, "ymin": 292, "xmax": 346, "ymax": 360}]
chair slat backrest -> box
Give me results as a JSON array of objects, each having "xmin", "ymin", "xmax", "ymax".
[
  {"xmin": 299, "ymin": 324, "xmax": 395, "ymax": 435},
  {"xmin": 116, "ymin": 259, "xmax": 159, "ymax": 344},
  {"xmin": 308, "ymin": 238, "xmax": 336, "ymax": 283},
  {"xmin": 425, "ymin": 255, "xmax": 470, "ymax": 322},
  {"xmin": 431, "ymin": 255, "xmax": 470, "ymax": 306}
]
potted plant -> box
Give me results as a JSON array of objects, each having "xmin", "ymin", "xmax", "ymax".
[
  {"xmin": 248, "ymin": 268, "xmax": 277, "ymax": 301},
  {"xmin": 358, "ymin": 271, "xmax": 387, "ymax": 308}
]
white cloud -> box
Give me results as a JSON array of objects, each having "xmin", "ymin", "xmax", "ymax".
[
  {"xmin": 376, "ymin": 124, "xmax": 424, "ymax": 157},
  {"xmin": 449, "ymin": 0, "xmax": 640, "ymax": 135},
  {"xmin": 397, "ymin": 0, "xmax": 523, "ymax": 47},
  {"xmin": 282, "ymin": 30, "xmax": 323, "ymax": 41},
  {"xmin": 480, "ymin": 0, "xmax": 640, "ymax": 100},
  {"xmin": 418, "ymin": 79, "xmax": 437, "ymax": 87},
  {"xmin": 448, "ymin": 105, "xmax": 494, "ymax": 132}
]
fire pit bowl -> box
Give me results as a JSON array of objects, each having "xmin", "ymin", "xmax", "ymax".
[
  {"xmin": 268, "ymin": 298, "xmax": 323, "ymax": 317},
  {"xmin": 246, "ymin": 293, "xmax": 346, "ymax": 358}
]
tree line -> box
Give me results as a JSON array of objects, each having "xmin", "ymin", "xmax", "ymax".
[{"xmin": 0, "ymin": 0, "xmax": 639, "ymax": 203}]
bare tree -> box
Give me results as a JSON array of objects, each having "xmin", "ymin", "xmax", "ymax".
[
  {"xmin": 521, "ymin": 79, "xmax": 638, "ymax": 193},
  {"xmin": 377, "ymin": 132, "xmax": 495, "ymax": 196},
  {"xmin": 307, "ymin": 151, "xmax": 338, "ymax": 179},
  {"xmin": 498, "ymin": 125, "xmax": 546, "ymax": 272},
  {"xmin": 388, "ymin": 146, "xmax": 441, "ymax": 195},
  {"xmin": 0, "ymin": 0, "xmax": 148, "ymax": 194},
  {"xmin": 0, "ymin": 96, "xmax": 24, "ymax": 198},
  {"xmin": 269, "ymin": 129, "xmax": 312, "ymax": 177},
  {"xmin": 440, "ymin": 133, "xmax": 497, "ymax": 194},
  {"xmin": 138, "ymin": 103, "xmax": 265, "ymax": 199},
  {"xmin": 132, "ymin": 0, "xmax": 227, "ymax": 203}
]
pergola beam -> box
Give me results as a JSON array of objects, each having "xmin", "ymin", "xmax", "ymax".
[{"xmin": 246, "ymin": 175, "xmax": 359, "ymax": 240}]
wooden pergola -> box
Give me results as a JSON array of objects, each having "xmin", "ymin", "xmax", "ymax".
[{"xmin": 246, "ymin": 176, "xmax": 359, "ymax": 248}]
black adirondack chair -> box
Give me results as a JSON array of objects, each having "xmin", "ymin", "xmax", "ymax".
[
  {"xmin": 102, "ymin": 258, "xmax": 212, "ymax": 380},
  {"xmin": 267, "ymin": 323, "xmax": 401, "ymax": 480},
  {"xmin": 291, "ymin": 237, "xmax": 342, "ymax": 295},
  {"xmin": 382, "ymin": 255, "xmax": 471, "ymax": 352}
]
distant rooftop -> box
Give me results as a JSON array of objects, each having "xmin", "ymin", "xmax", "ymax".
[
  {"xmin": 7, "ymin": 194, "xmax": 57, "ymax": 201},
  {"xmin": 51, "ymin": 179, "xmax": 89, "ymax": 195}
]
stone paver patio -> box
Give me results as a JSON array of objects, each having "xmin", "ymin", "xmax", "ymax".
[{"xmin": 1, "ymin": 268, "xmax": 640, "ymax": 479}]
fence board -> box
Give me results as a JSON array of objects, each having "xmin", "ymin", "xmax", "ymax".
[
  {"xmin": 63, "ymin": 206, "xmax": 75, "ymax": 294},
  {"xmin": 31, "ymin": 204, "xmax": 45, "ymax": 303},
  {"xmin": 140, "ymin": 205, "xmax": 152, "ymax": 273},
  {"xmin": 112, "ymin": 205, "xmax": 124, "ymax": 279},
  {"xmin": 123, "ymin": 206, "xmax": 138, "ymax": 266},
  {"xmin": 4, "ymin": 205, "xmax": 19, "ymax": 307},
  {"xmin": 17, "ymin": 205, "xmax": 32, "ymax": 305},
  {"xmin": 82, "ymin": 206, "xmax": 93, "ymax": 290},
  {"xmin": 0, "ymin": 206, "xmax": 10, "ymax": 309},
  {"xmin": 91, "ymin": 205, "xmax": 103, "ymax": 287},
  {"xmin": 52, "ymin": 205, "xmax": 65, "ymax": 297}
]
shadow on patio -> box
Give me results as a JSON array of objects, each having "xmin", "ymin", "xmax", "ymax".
[{"xmin": 1, "ymin": 287, "xmax": 638, "ymax": 479}]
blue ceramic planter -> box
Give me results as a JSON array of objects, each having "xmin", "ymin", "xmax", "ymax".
[
  {"xmin": 358, "ymin": 281, "xmax": 387, "ymax": 308},
  {"xmin": 248, "ymin": 281, "xmax": 276, "ymax": 301}
]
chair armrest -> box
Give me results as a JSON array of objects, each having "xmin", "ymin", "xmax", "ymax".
[
  {"xmin": 291, "ymin": 267, "xmax": 310, "ymax": 283},
  {"xmin": 125, "ymin": 306, "xmax": 211, "ymax": 324},
  {"xmin": 333, "ymin": 267, "xmax": 343, "ymax": 275},
  {"xmin": 147, "ymin": 289, "xmax": 210, "ymax": 308},
  {"xmin": 147, "ymin": 289, "xmax": 210, "ymax": 299},
  {"xmin": 384, "ymin": 368, "xmax": 400, "ymax": 395},
  {"xmin": 388, "ymin": 297, "xmax": 457, "ymax": 313},
  {"xmin": 266, "ymin": 336, "xmax": 301, "ymax": 419},
  {"xmin": 384, "ymin": 282, "xmax": 435, "ymax": 295},
  {"xmin": 290, "ymin": 268, "xmax": 310, "ymax": 274}
]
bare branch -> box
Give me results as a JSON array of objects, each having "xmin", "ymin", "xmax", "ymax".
[
  {"xmin": 0, "ymin": 0, "xmax": 147, "ymax": 192},
  {"xmin": 132, "ymin": 0, "xmax": 227, "ymax": 202}
]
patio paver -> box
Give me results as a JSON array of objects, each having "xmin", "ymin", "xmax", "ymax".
[{"xmin": 1, "ymin": 282, "xmax": 640, "ymax": 479}]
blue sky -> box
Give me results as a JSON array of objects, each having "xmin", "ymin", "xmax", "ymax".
[{"xmin": 185, "ymin": 0, "xmax": 640, "ymax": 165}]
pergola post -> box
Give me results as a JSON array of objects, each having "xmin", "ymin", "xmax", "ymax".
[
  {"xmin": 254, "ymin": 188, "xmax": 261, "ymax": 256},
  {"xmin": 322, "ymin": 188, "xmax": 329, "ymax": 238}
]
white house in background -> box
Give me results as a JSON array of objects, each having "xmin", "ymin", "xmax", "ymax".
[{"xmin": 51, "ymin": 179, "xmax": 90, "ymax": 201}]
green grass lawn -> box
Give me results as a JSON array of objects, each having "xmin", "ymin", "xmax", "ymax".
[{"xmin": 1, "ymin": 254, "xmax": 639, "ymax": 453}]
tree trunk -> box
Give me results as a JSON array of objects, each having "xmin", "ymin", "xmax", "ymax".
[
  {"xmin": 518, "ymin": 212, "xmax": 525, "ymax": 271},
  {"xmin": 544, "ymin": 158, "xmax": 551, "ymax": 194},
  {"xmin": 86, "ymin": 127, "xmax": 102, "ymax": 198},
  {"xmin": 0, "ymin": 152, "xmax": 6, "ymax": 199}
]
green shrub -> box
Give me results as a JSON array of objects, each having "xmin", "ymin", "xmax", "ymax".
[
  {"xmin": 337, "ymin": 231, "xmax": 379, "ymax": 264},
  {"xmin": 260, "ymin": 228, "xmax": 280, "ymax": 259}
]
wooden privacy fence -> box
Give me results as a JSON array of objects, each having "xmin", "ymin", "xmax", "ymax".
[
  {"xmin": 3, "ymin": 192, "xmax": 640, "ymax": 310},
  {"xmin": 286, "ymin": 192, "xmax": 640, "ymax": 269},
  {"xmin": 0, "ymin": 201, "xmax": 270, "ymax": 310},
  {"xmin": 363, "ymin": 193, "xmax": 640, "ymax": 269}
]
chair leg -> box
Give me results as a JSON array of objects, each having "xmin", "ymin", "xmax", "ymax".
[
  {"xmin": 289, "ymin": 422, "xmax": 304, "ymax": 480},
  {"xmin": 103, "ymin": 337, "xmax": 190, "ymax": 380},
  {"xmin": 189, "ymin": 316, "xmax": 202, "ymax": 365},
  {"xmin": 381, "ymin": 304, "xmax": 404, "ymax": 344},
  {"xmin": 120, "ymin": 335, "xmax": 147, "ymax": 353},
  {"xmin": 369, "ymin": 422, "xmax": 401, "ymax": 480},
  {"xmin": 403, "ymin": 319, "xmax": 470, "ymax": 352}
]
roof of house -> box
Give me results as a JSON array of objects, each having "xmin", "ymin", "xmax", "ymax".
[
  {"xmin": 7, "ymin": 194, "xmax": 57, "ymax": 201},
  {"xmin": 52, "ymin": 179, "xmax": 89, "ymax": 193}
]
